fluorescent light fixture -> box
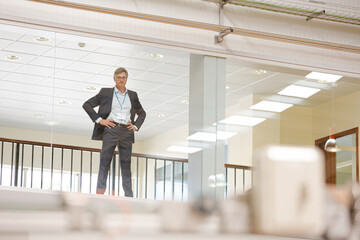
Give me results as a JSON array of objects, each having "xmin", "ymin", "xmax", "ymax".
[
  {"xmin": 33, "ymin": 114, "xmax": 44, "ymax": 119},
  {"xmin": 86, "ymin": 86, "xmax": 97, "ymax": 91},
  {"xmin": 152, "ymin": 113, "xmax": 165, "ymax": 117},
  {"xmin": 57, "ymin": 100, "xmax": 71, "ymax": 105},
  {"xmin": 147, "ymin": 53, "xmax": 164, "ymax": 59},
  {"xmin": 45, "ymin": 121, "xmax": 58, "ymax": 126},
  {"xmin": 217, "ymin": 131, "xmax": 237, "ymax": 140},
  {"xmin": 278, "ymin": 85, "xmax": 320, "ymax": 98},
  {"xmin": 188, "ymin": 132, "xmax": 216, "ymax": 142},
  {"xmin": 251, "ymin": 69, "xmax": 267, "ymax": 75},
  {"xmin": 305, "ymin": 71, "xmax": 342, "ymax": 83},
  {"xmin": 187, "ymin": 131, "xmax": 237, "ymax": 142},
  {"xmin": 6, "ymin": 55, "xmax": 21, "ymax": 61},
  {"xmin": 250, "ymin": 100, "xmax": 293, "ymax": 112},
  {"xmin": 167, "ymin": 145, "xmax": 202, "ymax": 154},
  {"xmin": 219, "ymin": 115, "xmax": 266, "ymax": 126},
  {"xmin": 34, "ymin": 36, "xmax": 50, "ymax": 42}
]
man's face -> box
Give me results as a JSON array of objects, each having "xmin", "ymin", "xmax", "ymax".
[{"xmin": 114, "ymin": 72, "xmax": 127, "ymax": 89}]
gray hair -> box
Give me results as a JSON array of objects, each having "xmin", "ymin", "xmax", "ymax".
[{"xmin": 113, "ymin": 67, "xmax": 128, "ymax": 78}]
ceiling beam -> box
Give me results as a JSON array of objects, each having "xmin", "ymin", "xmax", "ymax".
[{"xmin": 27, "ymin": 0, "xmax": 360, "ymax": 54}]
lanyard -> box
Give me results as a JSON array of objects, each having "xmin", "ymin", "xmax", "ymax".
[{"xmin": 114, "ymin": 89, "xmax": 127, "ymax": 111}]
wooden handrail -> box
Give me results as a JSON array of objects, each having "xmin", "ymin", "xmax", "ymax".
[
  {"xmin": 0, "ymin": 137, "xmax": 188, "ymax": 162},
  {"xmin": 0, "ymin": 138, "xmax": 254, "ymax": 168},
  {"xmin": 225, "ymin": 163, "xmax": 252, "ymax": 170}
]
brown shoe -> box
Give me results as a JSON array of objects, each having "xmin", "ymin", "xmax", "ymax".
[{"xmin": 96, "ymin": 188, "xmax": 105, "ymax": 194}]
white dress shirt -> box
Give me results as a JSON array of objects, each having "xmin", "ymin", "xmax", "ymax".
[{"xmin": 95, "ymin": 88, "xmax": 132, "ymax": 125}]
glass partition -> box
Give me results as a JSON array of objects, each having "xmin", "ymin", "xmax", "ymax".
[
  {"xmin": 0, "ymin": 23, "xmax": 55, "ymax": 189},
  {"xmin": 2, "ymin": 22, "xmax": 359, "ymax": 201},
  {"xmin": 336, "ymin": 133, "xmax": 357, "ymax": 185},
  {"xmin": 223, "ymin": 59, "xmax": 360, "ymax": 197},
  {"xmin": 0, "ymin": 23, "xmax": 191, "ymax": 200}
]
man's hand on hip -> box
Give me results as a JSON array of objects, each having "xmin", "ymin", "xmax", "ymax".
[
  {"xmin": 99, "ymin": 119, "xmax": 115, "ymax": 129},
  {"xmin": 127, "ymin": 121, "xmax": 137, "ymax": 131}
]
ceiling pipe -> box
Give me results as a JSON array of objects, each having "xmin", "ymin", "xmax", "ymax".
[
  {"xmin": 26, "ymin": 0, "xmax": 360, "ymax": 54},
  {"xmin": 208, "ymin": 0, "xmax": 360, "ymax": 26}
]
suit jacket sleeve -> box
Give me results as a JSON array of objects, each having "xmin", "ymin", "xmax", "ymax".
[
  {"xmin": 83, "ymin": 89, "xmax": 103, "ymax": 123},
  {"xmin": 132, "ymin": 92, "xmax": 146, "ymax": 130}
]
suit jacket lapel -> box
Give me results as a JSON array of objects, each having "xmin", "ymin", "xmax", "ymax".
[
  {"xmin": 106, "ymin": 88, "xmax": 114, "ymax": 114},
  {"xmin": 127, "ymin": 90, "xmax": 135, "ymax": 110}
]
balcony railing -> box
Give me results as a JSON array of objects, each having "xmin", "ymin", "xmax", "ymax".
[
  {"xmin": 225, "ymin": 163, "xmax": 253, "ymax": 198},
  {"xmin": 0, "ymin": 138, "xmax": 252, "ymax": 200}
]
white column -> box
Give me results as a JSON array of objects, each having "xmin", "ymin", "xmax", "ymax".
[{"xmin": 188, "ymin": 54, "xmax": 226, "ymax": 201}]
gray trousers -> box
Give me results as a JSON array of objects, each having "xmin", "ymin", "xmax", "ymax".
[{"xmin": 97, "ymin": 126, "xmax": 133, "ymax": 197}]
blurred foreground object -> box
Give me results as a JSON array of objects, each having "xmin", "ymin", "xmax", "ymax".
[
  {"xmin": 325, "ymin": 185, "xmax": 353, "ymax": 239},
  {"xmin": 252, "ymin": 145, "xmax": 325, "ymax": 237},
  {"xmin": 161, "ymin": 197, "xmax": 218, "ymax": 233},
  {"xmin": 219, "ymin": 195, "xmax": 251, "ymax": 233}
]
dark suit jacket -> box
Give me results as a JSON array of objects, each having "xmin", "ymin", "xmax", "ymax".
[{"xmin": 82, "ymin": 88, "xmax": 146, "ymax": 142}]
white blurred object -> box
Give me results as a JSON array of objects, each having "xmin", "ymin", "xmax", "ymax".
[
  {"xmin": 161, "ymin": 201, "xmax": 197, "ymax": 232},
  {"xmin": 252, "ymin": 145, "xmax": 325, "ymax": 237},
  {"xmin": 219, "ymin": 196, "xmax": 251, "ymax": 233}
]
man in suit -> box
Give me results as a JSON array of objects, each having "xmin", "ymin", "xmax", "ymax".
[{"xmin": 83, "ymin": 67, "xmax": 146, "ymax": 197}]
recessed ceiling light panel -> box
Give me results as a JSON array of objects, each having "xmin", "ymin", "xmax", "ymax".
[
  {"xmin": 147, "ymin": 53, "xmax": 164, "ymax": 59},
  {"xmin": 34, "ymin": 36, "xmax": 50, "ymax": 42},
  {"xmin": 216, "ymin": 131, "xmax": 237, "ymax": 140},
  {"xmin": 5, "ymin": 55, "xmax": 21, "ymax": 61},
  {"xmin": 188, "ymin": 132, "xmax": 216, "ymax": 142},
  {"xmin": 181, "ymin": 99, "xmax": 189, "ymax": 104},
  {"xmin": 152, "ymin": 113, "xmax": 165, "ymax": 117},
  {"xmin": 57, "ymin": 100, "xmax": 71, "ymax": 105},
  {"xmin": 219, "ymin": 115, "xmax": 266, "ymax": 126},
  {"xmin": 250, "ymin": 100, "xmax": 294, "ymax": 112},
  {"xmin": 251, "ymin": 69, "xmax": 267, "ymax": 75},
  {"xmin": 187, "ymin": 131, "xmax": 237, "ymax": 142},
  {"xmin": 305, "ymin": 71, "xmax": 342, "ymax": 83},
  {"xmin": 278, "ymin": 85, "xmax": 320, "ymax": 98},
  {"xmin": 86, "ymin": 86, "xmax": 97, "ymax": 91},
  {"xmin": 45, "ymin": 121, "xmax": 58, "ymax": 126}
]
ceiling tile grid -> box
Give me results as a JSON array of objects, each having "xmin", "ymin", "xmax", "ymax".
[
  {"xmin": 5, "ymin": 41, "xmax": 52, "ymax": 55},
  {"xmin": 0, "ymin": 24, "xmax": 359, "ymax": 142}
]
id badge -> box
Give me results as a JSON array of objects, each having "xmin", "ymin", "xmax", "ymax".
[{"xmin": 116, "ymin": 112, "xmax": 126, "ymax": 121}]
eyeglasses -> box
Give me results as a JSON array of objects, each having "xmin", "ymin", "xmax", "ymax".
[{"xmin": 115, "ymin": 76, "xmax": 127, "ymax": 80}]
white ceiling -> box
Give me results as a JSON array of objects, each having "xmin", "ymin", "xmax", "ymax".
[{"xmin": 0, "ymin": 23, "xmax": 359, "ymax": 141}]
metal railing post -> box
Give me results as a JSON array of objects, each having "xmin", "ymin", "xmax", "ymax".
[
  {"xmin": 136, "ymin": 157, "xmax": 139, "ymax": 198},
  {"xmin": 0, "ymin": 138, "xmax": 193, "ymax": 200},
  {"xmin": 0, "ymin": 142, "xmax": 3, "ymax": 185},
  {"xmin": 14, "ymin": 143, "xmax": 20, "ymax": 187},
  {"xmin": 154, "ymin": 159, "xmax": 157, "ymax": 200},
  {"xmin": 145, "ymin": 157, "xmax": 148, "ymax": 199},
  {"xmin": 21, "ymin": 144, "xmax": 24, "ymax": 187},
  {"xmin": 80, "ymin": 150, "xmax": 83, "ymax": 193},
  {"xmin": 163, "ymin": 160, "xmax": 166, "ymax": 200},
  {"xmin": 112, "ymin": 154, "xmax": 116, "ymax": 195},
  {"xmin": 10, "ymin": 143, "xmax": 14, "ymax": 186}
]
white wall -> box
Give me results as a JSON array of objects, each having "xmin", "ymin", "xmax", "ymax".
[
  {"xmin": 280, "ymin": 106, "xmax": 313, "ymax": 146},
  {"xmin": 142, "ymin": 124, "xmax": 189, "ymax": 159}
]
